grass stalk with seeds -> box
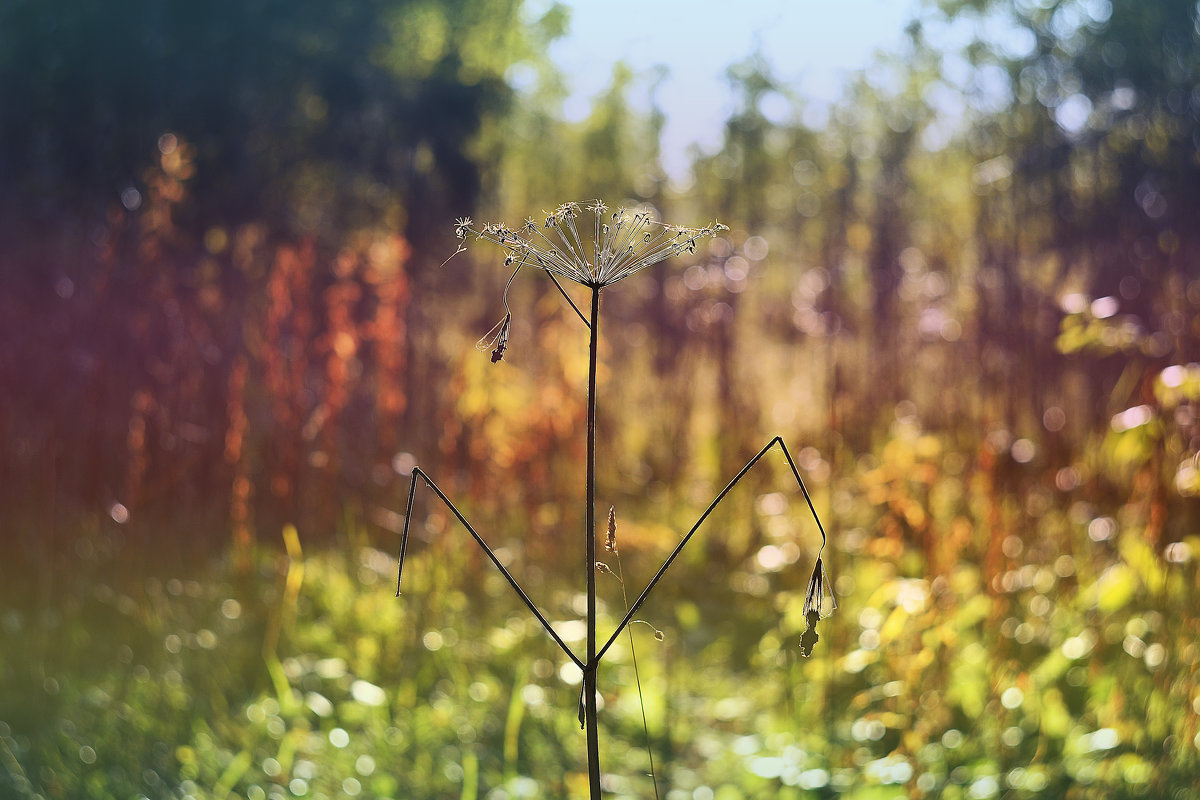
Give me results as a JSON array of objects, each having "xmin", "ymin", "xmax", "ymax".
[
  {"xmin": 398, "ymin": 201, "xmax": 835, "ymax": 798},
  {"xmin": 598, "ymin": 505, "xmax": 664, "ymax": 799}
]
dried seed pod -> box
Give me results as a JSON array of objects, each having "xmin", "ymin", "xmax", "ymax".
[
  {"xmin": 803, "ymin": 557, "xmax": 836, "ymax": 619},
  {"xmin": 799, "ymin": 612, "xmax": 820, "ymax": 657},
  {"xmin": 605, "ymin": 506, "xmax": 617, "ymax": 553},
  {"xmin": 799, "ymin": 557, "xmax": 835, "ymax": 657},
  {"xmin": 491, "ymin": 314, "xmax": 510, "ymax": 363},
  {"xmin": 476, "ymin": 313, "xmax": 511, "ymax": 364},
  {"xmin": 633, "ymin": 619, "xmax": 664, "ymax": 641}
]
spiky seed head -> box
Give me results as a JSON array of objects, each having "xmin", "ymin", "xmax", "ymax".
[
  {"xmin": 446, "ymin": 200, "xmax": 727, "ymax": 289},
  {"xmin": 605, "ymin": 506, "xmax": 617, "ymax": 553}
]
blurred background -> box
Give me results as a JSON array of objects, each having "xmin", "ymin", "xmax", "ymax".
[{"xmin": 2, "ymin": 0, "xmax": 1199, "ymax": 797}]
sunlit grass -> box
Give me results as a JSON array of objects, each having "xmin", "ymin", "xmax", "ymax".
[{"xmin": 4, "ymin": 452, "xmax": 1197, "ymax": 800}]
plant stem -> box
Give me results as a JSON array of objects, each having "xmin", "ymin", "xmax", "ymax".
[
  {"xmin": 615, "ymin": 553, "xmax": 660, "ymax": 800},
  {"xmin": 584, "ymin": 284, "xmax": 601, "ymax": 798},
  {"xmin": 597, "ymin": 436, "xmax": 824, "ymax": 662}
]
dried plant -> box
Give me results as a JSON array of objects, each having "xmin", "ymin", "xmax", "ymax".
[{"xmin": 399, "ymin": 201, "xmax": 832, "ymax": 797}]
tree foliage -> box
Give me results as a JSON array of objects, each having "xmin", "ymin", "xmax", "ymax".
[{"xmin": 0, "ymin": 0, "xmax": 565, "ymax": 245}]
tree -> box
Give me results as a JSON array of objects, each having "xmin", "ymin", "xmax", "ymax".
[
  {"xmin": 0, "ymin": 0, "xmax": 564, "ymax": 251},
  {"xmin": 0, "ymin": 0, "xmax": 570, "ymax": 548}
]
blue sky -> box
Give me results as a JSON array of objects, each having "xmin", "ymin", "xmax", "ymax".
[{"xmin": 541, "ymin": 0, "xmax": 927, "ymax": 177}]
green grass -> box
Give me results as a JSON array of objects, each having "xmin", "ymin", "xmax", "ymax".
[{"xmin": 3, "ymin": 472, "xmax": 1199, "ymax": 799}]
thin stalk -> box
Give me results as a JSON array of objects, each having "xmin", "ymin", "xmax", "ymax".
[
  {"xmin": 397, "ymin": 467, "xmax": 584, "ymax": 669},
  {"xmin": 584, "ymin": 284, "xmax": 602, "ymax": 798},
  {"xmin": 614, "ymin": 552, "xmax": 660, "ymax": 800},
  {"xmin": 546, "ymin": 271, "xmax": 590, "ymax": 328},
  {"xmin": 599, "ymin": 436, "xmax": 824, "ymax": 661}
]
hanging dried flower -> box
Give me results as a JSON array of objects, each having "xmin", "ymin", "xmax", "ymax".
[
  {"xmin": 475, "ymin": 312, "xmax": 511, "ymax": 363},
  {"xmin": 632, "ymin": 619, "xmax": 665, "ymax": 641},
  {"xmin": 800, "ymin": 556, "xmax": 836, "ymax": 657}
]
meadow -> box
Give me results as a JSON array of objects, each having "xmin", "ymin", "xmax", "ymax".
[
  {"xmin": 3, "ymin": 0, "xmax": 1200, "ymax": 797},
  {"xmin": 4, "ymin": 411, "xmax": 1198, "ymax": 798}
]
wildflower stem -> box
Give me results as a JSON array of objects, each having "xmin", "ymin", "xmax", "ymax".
[
  {"xmin": 584, "ymin": 284, "xmax": 602, "ymax": 798},
  {"xmin": 598, "ymin": 436, "xmax": 826, "ymax": 662},
  {"xmin": 396, "ymin": 467, "xmax": 584, "ymax": 670},
  {"xmin": 616, "ymin": 550, "xmax": 661, "ymax": 800}
]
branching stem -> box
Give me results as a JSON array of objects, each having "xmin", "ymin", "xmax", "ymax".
[
  {"xmin": 598, "ymin": 436, "xmax": 827, "ymax": 662},
  {"xmin": 546, "ymin": 271, "xmax": 590, "ymax": 328},
  {"xmin": 402, "ymin": 224, "xmax": 834, "ymax": 799},
  {"xmin": 396, "ymin": 467, "xmax": 584, "ymax": 670}
]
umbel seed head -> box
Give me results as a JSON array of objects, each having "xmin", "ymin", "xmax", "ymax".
[
  {"xmin": 450, "ymin": 201, "xmax": 727, "ymax": 289},
  {"xmin": 451, "ymin": 201, "xmax": 726, "ymax": 366}
]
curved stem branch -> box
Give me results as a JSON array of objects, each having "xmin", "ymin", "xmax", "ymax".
[
  {"xmin": 598, "ymin": 436, "xmax": 827, "ymax": 661},
  {"xmin": 547, "ymin": 271, "xmax": 591, "ymax": 328},
  {"xmin": 396, "ymin": 467, "xmax": 584, "ymax": 670}
]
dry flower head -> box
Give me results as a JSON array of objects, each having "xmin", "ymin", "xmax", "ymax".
[
  {"xmin": 800, "ymin": 556, "xmax": 836, "ymax": 657},
  {"xmin": 453, "ymin": 201, "xmax": 727, "ymax": 289}
]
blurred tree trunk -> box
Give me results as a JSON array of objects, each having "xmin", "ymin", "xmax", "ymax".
[{"xmin": 867, "ymin": 125, "xmax": 915, "ymax": 421}]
